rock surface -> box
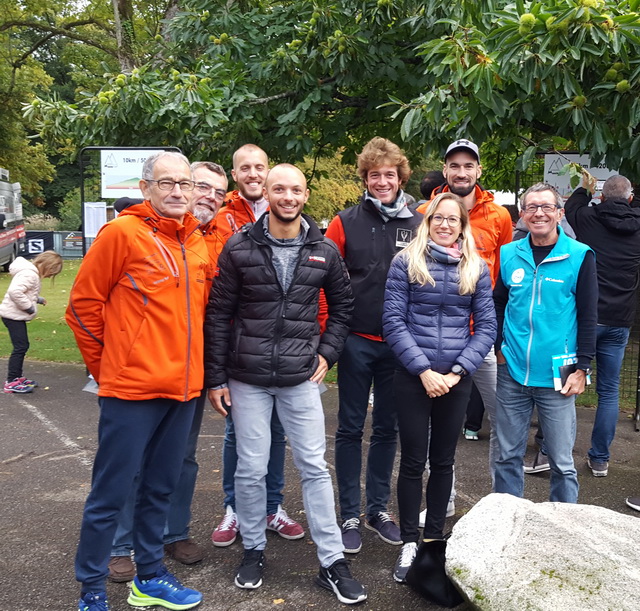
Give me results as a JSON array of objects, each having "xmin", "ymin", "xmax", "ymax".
[{"xmin": 446, "ymin": 493, "xmax": 640, "ymax": 610}]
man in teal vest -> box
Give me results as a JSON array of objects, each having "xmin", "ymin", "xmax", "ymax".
[{"xmin": 493, "ymin": 183, "xmax": 597, "ymax": 502}]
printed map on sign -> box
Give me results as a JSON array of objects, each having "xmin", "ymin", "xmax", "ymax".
[
  {"xmin": 100, "ymin": 149, "xmax": 165, "ymax": 199},
  {"xmin": 543, "ymin": 154, "xmax": 617, "ymax": 201}
]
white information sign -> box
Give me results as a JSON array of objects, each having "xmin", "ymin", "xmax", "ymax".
[
  {"xmin": 543, "ymin": 154, "xmax": 617, "ymax": 200},
  {"xmin": 100, "ymin": 149, "xmax": 165, "ymax": 199},
  {"xmin": 84, "ymin": 202, "xmax": 107, "ymax": 238}
]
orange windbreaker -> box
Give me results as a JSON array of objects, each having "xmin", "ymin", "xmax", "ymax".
[
  {"xmin": 208, "ymin": 190, "xmax": 260, "ymax": 267},
  {"xmin": 65, "ymin": 201, "xmax": 211, "ymax": 401},
  {"xmin": 417, "ymin": 185, "xmax": 512, "ymax": 287}
]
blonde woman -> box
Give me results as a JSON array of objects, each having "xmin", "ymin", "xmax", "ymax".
[
  {"xmin": 382, "ymin": 192, "xmax": 496, "ymax": 583},
  {"xmin": 1, "ymin": 251, "xmax": 63, "ymax": 393}
]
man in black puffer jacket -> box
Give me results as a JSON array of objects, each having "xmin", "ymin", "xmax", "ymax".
[
  {"xmin": 204, "ymin": 164, "xmax": 366, "ymax": 605},
  {"xmin": 565, "ymin": 174, "xmax": 640, "ymax": 480}
]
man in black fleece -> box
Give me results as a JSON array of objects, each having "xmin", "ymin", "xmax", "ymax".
[{"xmin": 565, "ymin": 174, "xmax": 640, "ymax": 478}]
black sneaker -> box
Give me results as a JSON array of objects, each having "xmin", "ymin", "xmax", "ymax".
[
  {"xmin": 364, "ymin": 511, "xmax": 402, "ymax": 545},
  {"xmin": 315, "ymin": 559, "xmax": 367, "ymax": 605},
  {"xmin": 234, "ymin": 549, "xmax": 265, "ymax": 589}
]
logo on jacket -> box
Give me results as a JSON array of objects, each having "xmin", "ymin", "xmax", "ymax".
[
  {"xmin": 396, "ymin": 228, "xmax": 413, "ymax": 248},
  {"xmin": 308, "ymin": 255, "xmax": 326, "ymax": 263},
  {"xmin": 511, "ymin": 268, "xmax": 525, "ymax": 284}
]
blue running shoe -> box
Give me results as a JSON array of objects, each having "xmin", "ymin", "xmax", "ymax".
[
  {"xmin": 78, "ymin": 591, "xmax": 110, "ymax": 610},
  {"xmin": 127, "ymin": 566, "xmax": 202, "ymax": 609}
]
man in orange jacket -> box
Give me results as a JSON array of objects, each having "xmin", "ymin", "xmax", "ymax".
[
  {"xmin": 417, "ymin": 139, "xmax": 513, "ymax": 485},
  {"xmin": 108, "ymin": 160, "xmax": 230, "ymax": 581},
  {"xmin": 68, "ymin": 151, "xmax": 209, "ymax": 611}
]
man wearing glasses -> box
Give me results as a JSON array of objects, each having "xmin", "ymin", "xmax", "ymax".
[
  {"xmin": 68, "ymin": 151, "xmax": 209, "ymax": 611},
  {"xmin": 107, "ymin": 161, "xmax": 229, "ymax": 582},
  {"xmin": 493, "ymin": 183, "xmax": 597, "ymax": 503}
]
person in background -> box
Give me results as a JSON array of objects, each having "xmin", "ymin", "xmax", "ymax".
[
  {"xmin": 383, "ymin": 192, "xmax": 496, "ymax": 583},
  {"xmin": 565, "ymin": 174, "xmax": 640, "ymax": 479},
  {"xmin": 1, "ymin": 251, "xmax": 63, "ymax": 393}
]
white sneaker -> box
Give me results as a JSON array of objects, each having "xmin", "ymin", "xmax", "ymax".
[
  {"xmin": 418, "ymin": 500, "xmax": 455, "ymax": 527},
  {"xmin": 393, "ymin": 542, "xmax": 418, "ymax": 583}
]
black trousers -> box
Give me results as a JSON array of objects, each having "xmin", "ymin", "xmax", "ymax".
[
  {"xmin": 395, "ymin": 368, "xmax": 471, "ymax": 542},
  {"xmin": 2, "ymin": 317, "xmax": 29, "ymax": 382}
]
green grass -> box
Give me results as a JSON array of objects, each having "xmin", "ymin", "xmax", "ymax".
[
  {"xmin": 0, "ymin": 261, "xmax": 636, "ymax": 414},
  {"xmin": 0, "ymin": 259, "xmax": 83, "ymax": 363}
]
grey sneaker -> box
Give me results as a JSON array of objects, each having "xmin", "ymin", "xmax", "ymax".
[
  {"xmin": 587, "ymin": 457, "xmax": 608, "ymax": 477},
  {"xmin": 524, "ymin": 450, "xmax": 550, "ymax": 474},
  {"xmin": 393, "ymin": 542, "xmax": 418, "ymax": 583}
]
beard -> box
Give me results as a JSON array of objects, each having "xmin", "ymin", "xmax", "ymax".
[
  {"xmin": 270, "ymin": 206, "xmax": 303, "ymax": 224},
  {"xmin": 448, "ymin": 181, "xmax": 476, "ymax": 198},
  {"xmin": 193, "ymin": 205, "xmax": 215, "ymax": 225}
]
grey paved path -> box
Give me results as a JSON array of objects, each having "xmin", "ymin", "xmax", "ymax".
[{"xmin": 1, "ymin": 359, "xmax": 639, "ymax": 610}]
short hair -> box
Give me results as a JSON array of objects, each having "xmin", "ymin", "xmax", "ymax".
[
  {"xmin": 33, "ymin": 250, "xmax": 63, "ymax": 279},
  {"xmin": 191, "ymin": 161, "xmax": 226, "ymax": 178},
  {"xmin": 232, "ymin": 144, "xmax": 269, "ymax": 169},
  {"xmin": 602, "ymin": 175, "xmax": 632, "ymax": 201},
  {"xmin": 356, "ymin": 137, "xmax": 411, "ymax": 186},
  {"xmin": 520, "ymin": 183, "xmax": 563, "ymax": 211},
  {"xmin": 420, "ymin": 171, "xmax": 445, "ymax": 199},
  {"xmin": 141, "ymin": 151, "xmax": 190, "ymax": 180}
]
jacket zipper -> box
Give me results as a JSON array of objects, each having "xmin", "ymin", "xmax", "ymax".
[{"xmin": 523, "ymin": 253, "xmax": 570, "ymax": 385}]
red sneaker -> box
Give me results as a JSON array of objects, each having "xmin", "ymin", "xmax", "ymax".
[
  {"xmin": 266, "ymin": 505, "xmax": 305, "ymax": 540},
  {"xmin": 211, "ymin": 505, "xmax": 238, "ymax": 547}
]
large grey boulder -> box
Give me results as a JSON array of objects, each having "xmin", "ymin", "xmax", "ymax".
[{"xmin": 446, "ymin": 493, "xmax": 640, "ymax": 610}]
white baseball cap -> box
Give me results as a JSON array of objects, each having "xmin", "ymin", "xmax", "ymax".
[{"xmin": 444, "ymin": 139, "xmax": 480, "ymax": 162}]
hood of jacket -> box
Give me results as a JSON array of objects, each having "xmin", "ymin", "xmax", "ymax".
[
  {"xmin": 8, "ymin": 256, "xmax": 38, "ymax": 277},
  {"xmin": 594, "ymin": 198, "xmax": 640, "ymax": 235}
]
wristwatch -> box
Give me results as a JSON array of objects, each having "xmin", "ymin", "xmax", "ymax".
[
  {"xmin": 451, "ymin": 364, "xmax": 468, "ymax": 378},
  {"xmin": 577, "ymin": 366, "xmax": 593, "ymax": 376}
]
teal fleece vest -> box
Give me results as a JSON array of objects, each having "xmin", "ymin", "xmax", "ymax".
[{"xmin": 500, "ymin": 227, "xmax": 591, "ymax": 388}]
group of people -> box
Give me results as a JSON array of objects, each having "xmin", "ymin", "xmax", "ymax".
[{"xmin": 61, "ymin": 135, "xmax": 640, "ymax": 611}]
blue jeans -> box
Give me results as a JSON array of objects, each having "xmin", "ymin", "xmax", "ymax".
[
  {"xmin": 588, "ymin": 325, "xmax": 631, "ymax": 464},
  {"xmin": 335, "ymin": 333, "xmax": 397, "ymax": 520},
  {"xmin": 111, "ymin": 393, "xmax": 205, "ymax": 556},
  {"xmin": 494, "ymin": 364, "xmax": 578, "ymax": 503},
  {"xmin": 222, "ymin": 409, "xmax": 286, "ymax": 515},
  {"xmin": 76, "ymin": 396, "xmax": 196, "ymax": 592},
  {"xmin": 471, "ymin": 348, "xmax": 498, "ymax": 486},
  {"xmin": 229, "ymin": 378, "xmax": 344, "ymax": 568}
]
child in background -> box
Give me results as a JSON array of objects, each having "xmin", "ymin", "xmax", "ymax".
[{"xmin": 1, "ymin": 251, "xmax": 63, "ymax": 393}]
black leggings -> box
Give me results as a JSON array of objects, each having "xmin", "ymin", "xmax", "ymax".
[
  {"xmin": 395, "ymin": 368, "xmax": 471, "ymax": 542},
  {"xmin": 2, "ymin": 318, "xmax": 29, "ymax": 382}
]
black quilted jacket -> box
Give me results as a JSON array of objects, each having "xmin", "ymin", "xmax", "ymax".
[{"xmin": 204, "ymin": 213, "xmax": 353, "ymax": 388}]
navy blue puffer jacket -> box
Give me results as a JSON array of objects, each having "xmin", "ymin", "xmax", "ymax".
[{"xmin": 382, "ymin": 252, "xmax": 496, "ymax": 376}]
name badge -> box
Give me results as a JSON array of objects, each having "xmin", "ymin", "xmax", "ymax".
[{"xmin": 396, "ymin": 228, "xmax": 413, "ymax": 248}]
